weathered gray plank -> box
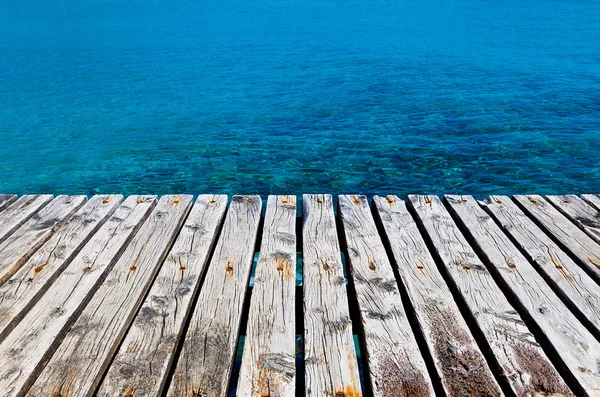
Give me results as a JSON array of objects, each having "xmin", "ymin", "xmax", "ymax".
[
  {"xmin": 0, "ymin": 195, "xmax": 86, "ymax": 286},
  {"xmin": 482, "ymin": 195, "xmax": 600, "ymax": 338},
  {"xmin": 373, "ymin": 195, "xmax": 501, "ymax": 396},
  {"xmin": 0, "ymin": 194, "xmax": 123, "ymax": 342},
  {"xmin": 0, "ymin": 194, "xmax": 53, "ymax": 244},
  {"xmin": 236, "ymin": 196, "xmax": 297, "ymax": 397},
  {"xmin": 24, "ymin": 195, "xmax": 190, "ymax": 397},
  {"xmin": 409, "ymin": 195, "xmax": 572, "ymax": 396},
  {"xmin": 302, "ymin": 194, "xmax": 362, "ymax": 397},
  {"xmin": 98, "ymin": 195, "xmax": 227, "ymax": 397},
  {"xmin": 0, "ymin": 195, "xmax": 155, "ymax": 397},
  {"xmin": 582, "ymin": 195, "xmax": 600, "ymax": 212},
  {"xmin": 0, "ymin": 194, "xmax": 17, "ymax": 212},
  {"xmin": 340, "ymin": 195, "xmax": 435, "ymax": 396},
  {"xmin": 547, "ymin": 195, "xmax": 600, "ymax": 244},
  {"xmin": 168, "ymin": 196, "xmax": 262, "ymax": 397},
  {"xmin": 447, "ymin": 194, "xmax": 600, "ymax": 395},
  {"xmin": 514, "ymin": 195, "xmax": 600, "ymax": 283},
  {"xmin": 166, "ymin": 195, "xmax": 261, "ymax": 397}
]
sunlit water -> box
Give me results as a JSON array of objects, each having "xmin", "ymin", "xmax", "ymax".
[{"xmin": 1, "ymin": 0, "xmax": 599, "ymax": 196}]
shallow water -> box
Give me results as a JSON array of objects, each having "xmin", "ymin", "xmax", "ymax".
[{"xmin": 1, "ymin": 0, "xmax": 599, "ymax": 196}]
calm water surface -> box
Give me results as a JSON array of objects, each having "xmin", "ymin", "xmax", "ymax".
[{"xmin": 1, "ymin": 0, "xmax": 599, "ymax": 196}]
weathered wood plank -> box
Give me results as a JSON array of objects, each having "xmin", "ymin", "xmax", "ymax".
[
  {"xmin": 24, "ymin": 195, "xmax": 190, "ymax": 397},
  {"xmin": 0, "ymin": 194, "xmax": 123, "ymax": 342},
  {"xmin": 236, "ymin": 195, "xmax": 297, "ymax": 397},
  {"xmin": 302, "ymin": 194, "xmax": 362, "ymax": 397},
  {"xmin": 167, "ymin": 195, "xmax": 261, "ymax": 397},
  {"xmin": 482, "ymin": 195, "xmax": 600, "ymax": 338},
  {"xmin": 339, "ymin": 195, "xmax": 434, "ymax": 396},
  {"xmin": 0, "ymin": 195, "xmax": 155, "ymax": 397},
  {"xmin": 447, "ymin": 194, "xmax": 600, "ymax": 395},
  {"xmin": 582, "ymin": 194, "xmax": 600, "ymax": 212},
  {"xmin": 373, "ymin": 195, "xmax": 501, "ymax": 396},
  {"xmin": 514, "ymin": 195, "xmax": 600, "ymax": 283},
  {"xmin": 547, "ymin": 195, "xmax": 600, "ymax": 244},
  {"xmin": 0, "ymin": 195, "xmax": 86, "ymax": 286},
  {"xmin": 0, "ymin": 194, "xmax": 17, "ymax": 212},
  {"xmin": 98, "ymin": 195, "xmax": 228, "ymax": 397},
  {"xmin": 0, "ymin": 194, "xmax": 53, "ymax": 244},
  {"xmin": 409, "ymin": 195, "xmax": 572, "ymax": 396}
]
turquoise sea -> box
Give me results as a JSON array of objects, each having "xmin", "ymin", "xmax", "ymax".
[{"xmin": 1, "ymin": 0, "xmax": 599, "ymax": 195}]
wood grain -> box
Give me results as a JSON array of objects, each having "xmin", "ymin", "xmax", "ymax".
[
  {"xmin": 98, "ymin": 195, "xmax": 228, "ymax": 397},
  {"xmin": 582, "ymin": 195, "xmax": 600, "ymax": 212},
  {"xmin": 0, "ymin": 194, "xmax": 53, "ymax": 244},
  {"xmin": 0, "ymin": 195, "xmax": 86, "ymax": 286},
  {"xmin": 547, "ymin": 195, "xmax": 600, "ymax": 244},
  {"xmin": 236, "ymin": 195, "xmax": 297, "ymax": 397},
  {"xmin": 167, "ymin": 195, "xmax": 262, "ymax": 397},
  {"xmin": 447, "ymin": 194, "xmax": 600, "ymax": 395},
  {"xmin": 0, "ymin": 194, "xmax": 17, "ymax": 213},
  {"xmin": 302, "ymin": 194, "xmax": 362, "ymax": 397},
  {"xmin": 339, "ymin": 195, "xmax": 434, "ymax": 397},
  {"xmin": 409, "ymin": 195, "xmax": 572, "ymax": 396},
  {"xmin": 373, "ymin": 195, "xmax": 500, "ymax": 396},
  {"xmin": 482, "ymin": 195, "xmax": 600, "ymax": 338},
  {"xmin": 0, "ymin": 194, "xmax": 123, "ymax": 342},
  {"xmin": 24, "ymin": 195, "xmax": 190, "ymax": 397},
  {"xmin": 0, "ymin": 195, "xmax": 156, "ymax": 397},
  {"xmin": 514, "ymin": 195, "xmax": 600, "ymax": 283}
]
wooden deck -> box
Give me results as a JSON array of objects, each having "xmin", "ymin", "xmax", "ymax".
[{"xmin": 0, "ymin": 193, "xmax": 599, "ymax": 396}]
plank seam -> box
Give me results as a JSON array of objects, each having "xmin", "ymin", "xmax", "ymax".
[
  {"xmin": 443, "ymin": 197, "xmax": 586, "ymax": 396},
  {"xmin": 479, "ymin": 199, "xmax": 600, "ymax": 342},
  {"xmin": 92, "ymin": 196, "xmax": 193, "ymax": 396},
  {"xmin": 226, "ymin": 208, "xmax": 265, "ymax": 395},
  {"xmin": 368, "ymin": 199, "xmax": 446, "ymax": 396},
  {"xmin": 335, "ymin": 200, "xmax": 373, "ymax": 397},
  {"xmin": 405, "ymin": 197, "xmax": 517, "ymax": 397},
  {"xmin": 511, "ymin": 196, "xmax": 600, "ymax": 285}
]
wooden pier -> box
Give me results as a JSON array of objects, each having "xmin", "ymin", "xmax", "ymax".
[{"xmin": 0, "ymin": 193, "xmax": 599, "ymax": 396}]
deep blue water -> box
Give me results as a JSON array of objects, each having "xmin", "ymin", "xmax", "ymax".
[{"xmin": 1, "ymin": 0, "xmax": 599, "ymax": 196}]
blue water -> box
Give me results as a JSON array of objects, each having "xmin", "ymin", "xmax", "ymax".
[{"xmin": 1, "ymin": 0, "xmax": 599, "ymax": 196}]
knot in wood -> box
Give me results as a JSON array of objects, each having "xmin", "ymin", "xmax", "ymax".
[
  {"xmin": 172, "ymin": 196, "xmax": 183, "ymax": 206},
  {"xmin": 386, "ymin": 195, "xmax": 395, "ymax": 205},
  {"xmin": 225, "ymin": 260, "xmax": 234, "ymax": 277}
]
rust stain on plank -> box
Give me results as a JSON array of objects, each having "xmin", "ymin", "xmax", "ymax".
[
  {"xmin": 121, "ymin": 386, "xmax": 136, "ymax": 397},
  {"xmin": 275, "ymin": 256, "xmax": 294, "ymax": 279},
  {"xmin": 334, "ymin": 384, "xmax": 361, "ymax": 397},
  {"xmin": 280, "ymin": 195, "xmax": 296, "ymax": 208},
  {"xmin": 549, "ymin": 252, "xmax": 574, "ymax": 285},
  {"xmin": 33, "ymin": 264, "xmax": 47, "ymax": 274},
  {"xmin": 588, "ymin": 256, "xmax": 600, "ymax": 270}
]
